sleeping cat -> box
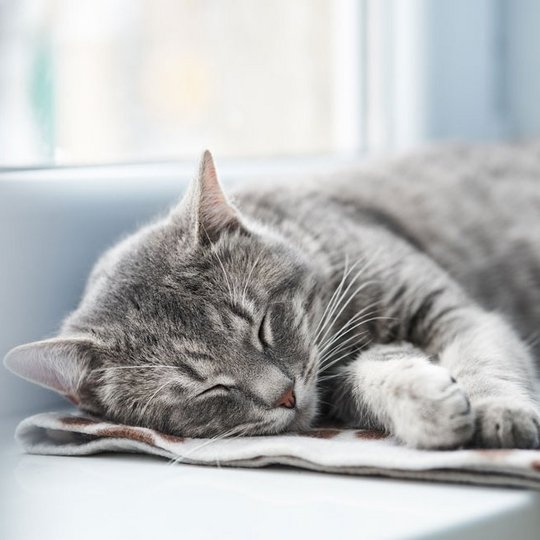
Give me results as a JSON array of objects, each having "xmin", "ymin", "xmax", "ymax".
[{"xmin": 5, "ymin": 143, "xmax": 540, "ymax": 449}]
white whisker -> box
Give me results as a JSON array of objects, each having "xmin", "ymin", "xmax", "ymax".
[
  {"xmin": 319, "ymin": 331, "xmax": 368, "ymax": 365},
  {"xmin": 317, "ymin": 301, "xmax": 379, "ymax": 354},
  {"xmin": 138, "ymin": 379, "xmax": 176, "ymax": 420},
  {"xmin": 312, "ymin": 257, "xmax": 360, "ymax": 343},
  {"xmin": 318, "ymin": 338, "xmax": 375, "ymax": 376},
  {"xmin": 317, "ymin": 372, "xmax": 344, "ymax": 384},
  {"xmin": 168, "ymin": 423, "xmax": 252, "ymax": 467},
  {"xmin": 241, "ymin": 251, "xmax": 264, "ymax": 303},
  {"xmin": 316, "ymin": 279, "xmax": 377, "ymax": 348},
  {"xmin": 304, "ymin": 257, "xmax": 359, "ymax": 379},
  {"xmin": 320, "ymin": 315, "xmax": 393, "ymax": 364}
]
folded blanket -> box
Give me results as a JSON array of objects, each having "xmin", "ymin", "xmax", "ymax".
[{"xmin": 16, "ymin": 411, "xmax": 540, "ymax": 490}]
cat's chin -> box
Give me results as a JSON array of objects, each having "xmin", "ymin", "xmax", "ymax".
[
  {"xmin": 257, "ymin": 403, "xmax": 317, "ymax": 436},
  {"xmin": 283, "ymin": 398, "xmax": 318, "ymax": 434},
  {"xmin": 287, "ymin": 413, "xmax": 315, "ymax": 433}
]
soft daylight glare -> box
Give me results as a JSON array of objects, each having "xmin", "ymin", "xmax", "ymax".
[{"xmin": 0, "ymin": 0, "xmax": 353, "ymax": 166}]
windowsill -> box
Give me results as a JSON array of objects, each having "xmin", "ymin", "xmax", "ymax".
[
  {"xmin": 0, "ymin": 154, "xmax": 365, "ymax": 183},
  {"xmin": 2, "ymin": 411, "xmax": 539, "ymax": 540}
]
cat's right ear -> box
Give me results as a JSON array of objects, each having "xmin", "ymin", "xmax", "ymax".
[
  {"xmin": 173, "ymin": 150, "xmax": 246, "ymax": 243},
  {"xmin": 3, "ymin": 337, "xmax": 95, "ymax": 404}
]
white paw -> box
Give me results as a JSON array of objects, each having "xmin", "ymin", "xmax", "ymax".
[
  {"xmin": 389, "ymin": 361, "xmax": 474, "ymax": 449},
  {"xmin": 473, "ymin": 398, "xmax": 540, "ymax": 449}
]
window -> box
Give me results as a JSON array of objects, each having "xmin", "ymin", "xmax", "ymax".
[
  {"xmin": 3, "ymin": 1, "xmax": 539, "ymax": 170},
  {"xmin": 0, "ymin": 0, "xmax": 362, "ymax": 167}
]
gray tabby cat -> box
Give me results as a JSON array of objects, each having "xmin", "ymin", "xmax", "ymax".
[{"xmin": 5, "ymin": 143, "xmax": 540, "ymax": 449}]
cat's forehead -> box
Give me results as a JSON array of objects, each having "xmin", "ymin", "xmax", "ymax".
[
  {"xmin": 73, "ymin": 219, "xmax": 313, "ymax": 340},
  {"xmin": 102, "ymin": 217, "xmax": 304, "ymax": 284}
]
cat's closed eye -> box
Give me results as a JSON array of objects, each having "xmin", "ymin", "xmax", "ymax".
[
  {"xmin": 257, "ymin": 312, "xmax": 273, "ymax": 348},
  {"xmin": 197, "ymin": 384, "xmax": 233, "ymax": 398}
]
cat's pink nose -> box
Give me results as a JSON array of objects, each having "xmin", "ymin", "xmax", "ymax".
[{"xmin": 275, "ymin": 385, "xmax": 296, "ymax": 409}]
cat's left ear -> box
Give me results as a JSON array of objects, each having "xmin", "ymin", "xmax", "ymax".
[
  {"xmin": 3, "ymin": 337, "xmax": 95, "ymax": 405},
  {"xmin": 178, "ymin": 150, "xmax": 245, "ymax": 243}
]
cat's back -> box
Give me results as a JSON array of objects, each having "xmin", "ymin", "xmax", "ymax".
[
  {"xmin": 321, "ymin": 140, "xmax": 540, "ymax": 341},
  {"xmin": 238, "ymin": 141, "xmax": 540, "ymax": 342}
]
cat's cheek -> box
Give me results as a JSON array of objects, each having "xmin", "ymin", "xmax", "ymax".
[{"xmin": 297, "ymin": 380, "xmax": 318, "ymax": 413}]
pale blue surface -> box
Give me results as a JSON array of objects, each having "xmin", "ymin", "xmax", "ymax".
[{"xmin": 0, "ymin": 169, "xmax": 185, "ymax": 416}]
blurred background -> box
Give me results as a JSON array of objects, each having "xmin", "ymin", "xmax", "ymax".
[
  {"xmin": 2, "ymin": 0, "xmax": 540, "ymax": 418},
  {"xmin": 2, "ymin": 0, "xmax": 540, "ymax": 168}
]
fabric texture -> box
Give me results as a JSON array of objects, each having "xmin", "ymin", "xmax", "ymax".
[{"xmin": 16, "ymin": 411, "xmax": 540, "ymax": 490}]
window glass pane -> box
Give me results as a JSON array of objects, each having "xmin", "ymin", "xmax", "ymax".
[{"xmin": 0, "ymin": 0, "xmax": 361, "ymax": 166}]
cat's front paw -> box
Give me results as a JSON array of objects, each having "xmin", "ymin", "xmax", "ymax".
[
  {"xmin": 473, "ymin": 398, "xmax": 540, "ymax": 449},
  {"xmin": 390, "ymin": 363, "xmax": 475, "ymax": 449}
]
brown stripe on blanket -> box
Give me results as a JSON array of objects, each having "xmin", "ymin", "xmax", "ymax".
[
  {"xmin": 59, "ymin": 416, "xmax": 98, "ymax": 427},
  {"xmin": 301, "ymin": 429, "xmax": 341, "ymax": 439},
  {"xmin": 96, "ymin": 426, "xmax": 156, "ymax": 446},
  {"xmin": 158, "ymin": 432, "xmax": 186, "ymax": 444},
  {"xmin": 355, "ymin": 430, "xmax": 387, "ymax": 440}
]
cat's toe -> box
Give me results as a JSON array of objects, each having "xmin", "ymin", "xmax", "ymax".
[
  {"xmin": 473, "ymin": 399, "xmax": 540, "ymax": 449},
  {"xmin": 392, "ymin": 364, "xmax": 475, "ymax": 449}
]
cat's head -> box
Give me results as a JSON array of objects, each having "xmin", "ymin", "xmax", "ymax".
[{"xmin": 4, "ymin": 151, "xmax": 323, "ymax": 437}]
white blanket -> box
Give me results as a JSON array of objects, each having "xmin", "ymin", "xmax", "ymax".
[{"xmin": 15, "ymin": 411, "xmax": 540, "ymax": 490}]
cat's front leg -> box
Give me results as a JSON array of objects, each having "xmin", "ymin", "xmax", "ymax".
[
  {"xmin": 331, "ymin": 343, "xmax": 475, "ymax": 448},
  {"xmin": 372, "ymin": 241, "xmax": 540, "ymax": 448},
  {"xmin": 437, "ymin": 309, "xmax": 540, "ymax": 449}
]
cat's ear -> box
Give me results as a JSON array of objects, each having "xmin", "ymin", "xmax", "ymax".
[
  {"xmin": 3, "ymin": 337, "xmax": 95, "ymax": 404},
  {"xmin": 178, "ymin": 150, "xmax": 244, "ymax": 243}
]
